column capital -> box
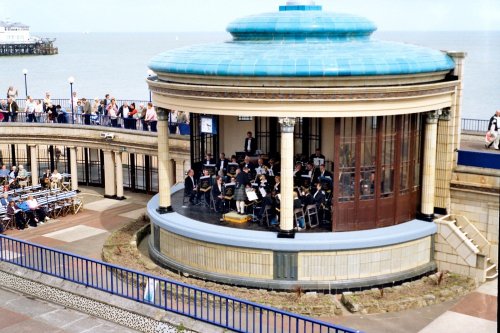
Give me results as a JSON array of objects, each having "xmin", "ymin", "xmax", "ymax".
[
  {"xmin": 425, "ymin": 110, "xmax": 441, "ymax": 124},
  {"xmin": 439, "ymin": 108, "xmax": 451, "ymax": 121},
  {"xmin": 278, "ymin": 117, "xmax": 296, "ymax": 133},
  {"xmin": 157, "ymin": 107, "xmax": 170, "ymax": 121}
]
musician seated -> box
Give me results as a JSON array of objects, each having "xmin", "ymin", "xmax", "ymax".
[
  {"xmin": 184, "ymin": 169, "xmax": 198, "ymax": 205},
  {"xmin": 17, "ymin": 164, "xmax": 29, "ymax": 187},
  {"xmin": 212, "ymin": 176, "xmax": 224, "ymax": 213},
  {"xmin": 217, "ymin": 152, "xmax": 229, "ymax": 177},
  {"xmin": 293, "ymin": 191, "xmax": 306, "ymax": 230},
  {"xmin": 300, "ymin": 188, "xmax": 313, "ymax": 207},
  {"xmin": 26, "ymin": 195, "xmax": 49, "ymax": 225},
  {"xmin": 254, "ymin": 158, "xmax": 267, "ymax": 177},
  {"xmin": 255, "ymin": 189, "xmax": 279, "ymax": 226},
  {"xmin": 273, "ymin": 175, "xmax": 281, "ymax": 194},
  {"xmin": 313, "ymin": 183, "xmax": 326, "ymax": 209},
  {"xmin": 293, "ymin": 162, "xmax": 305, "ymax": 187},
  {"xmin": 7, "ymin": 200, "xmax": 27, "ymax": 230},
  {"xmin": 50, "ymin": 169, "xmax": 62, "ymax": 189}
]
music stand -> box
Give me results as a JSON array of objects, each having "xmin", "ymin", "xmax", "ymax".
[
  {"xmin": 300, "ymin": 175, "xmax": 311, "ymax": 190},
  {"xmin": 320, "ymin": 176, "xmax": 333, "ymax": 192},
  {"xmin": 223, "ymin": 183, "xmax": 235, "ymax": 213},
  {"xmin": 313, "ymin": 158, "xmax": 324, "ymax": 167},
  {"xmin": 199, "ymin": 176, "xmax": 211, "ymax": 207},
  {"xmin": 227, "ymin": 163, "xmax": 239, "ymax": 177},
  {"xmin": 204, "ymin": 164, "xmax": 216, "ymax": 176}
]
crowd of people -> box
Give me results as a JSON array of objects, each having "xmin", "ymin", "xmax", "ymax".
[
  {"xmin": 184, "ymin": 132, "xmax": 333, "ymax": 231},
  {"xmin": 0, "ymin": 163, "xmax": 71, "ymax": 233},
  {"xmin": 1, "ymin": 86, "xmax": 190, "ymax": 133}
]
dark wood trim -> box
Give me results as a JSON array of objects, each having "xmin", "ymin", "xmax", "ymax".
[
  {"xmin": 332, "ymin": 118, "xmax": 341, "ymax": 231},
  {"xmin": 375, "ymin": 116, "xmax": 383, "ymax": 228},
  {"xmin": 393, "ymin": 115, "xmax": 403, "ymax": 225}
]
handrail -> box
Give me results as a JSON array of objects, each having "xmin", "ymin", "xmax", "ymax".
[
  {"xmin": 461, "ymin": 118, "xmax": 489, "ymax": 133},
  {"xmin": 0, "ymin": 234, "xmax": 361, "ymax": 333}
]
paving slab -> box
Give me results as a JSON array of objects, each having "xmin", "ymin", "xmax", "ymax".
[{"xmin": 42, "ymin": 225, "xmax": 107, "ymax": 243}]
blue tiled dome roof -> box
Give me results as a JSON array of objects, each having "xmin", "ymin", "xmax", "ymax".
[{"xmin": 150, "ymin": 4, "xmax": 455, "ymax": 77}]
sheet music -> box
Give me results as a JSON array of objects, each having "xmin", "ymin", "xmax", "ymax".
[
  {"xmin": 259, "ymin": 187, "xmax": 267, "ymax": 197},
  {"xmin": 313, "ymin": 158, "xmax": 324, "ymax": 166},
  {"xmin": 246, "ymin": 190, "xmax": 258, "ymax": 201}
]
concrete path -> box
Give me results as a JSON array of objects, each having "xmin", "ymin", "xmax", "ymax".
[{"xmin": 0, "ymin": 287, "xmax": 138, "ymax": 333}]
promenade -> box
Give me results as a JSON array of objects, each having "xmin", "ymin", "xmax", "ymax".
[
  {"xmin": 2, "ymin": 185, "xmax": 496, "ymax": 332},
  {"xmin": 0, "ymin": 287, "xmax": 138, "ymax": 333}
]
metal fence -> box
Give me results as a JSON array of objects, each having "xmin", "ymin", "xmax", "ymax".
[
  {"xmin": 461, "ymin": 118, "xmax": 489, "ymax": 133},
  {"xmin": 0, "ymin": 235, "xmax": 361, "ymax": 333}
]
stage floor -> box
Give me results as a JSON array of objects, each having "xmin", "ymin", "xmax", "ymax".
[{"xmin": 171, "ymin": 190, "xmax": 331, "ymax": 233}]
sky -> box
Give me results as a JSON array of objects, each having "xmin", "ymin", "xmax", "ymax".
[{"xmin": 1, "ymin": 0, "xmax": 499, "ymax": 33}]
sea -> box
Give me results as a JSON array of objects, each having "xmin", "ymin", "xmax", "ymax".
[{"xmin": 0, "ymin": 31, "xmax": 498, "ymax": 120}]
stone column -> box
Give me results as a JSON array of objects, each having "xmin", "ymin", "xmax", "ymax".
[
  {"xmin": 103, "ymin": 149, "xmax": 116, "ymax": 199},
  {"xmin": 420, "ymin": 110, "xmax": 441, "ymax": 221},
  {"xmin": 278, "ymin": 117, "xmax": 296, "ymax": 238},
  {"xmin": 156, "ymin": 108, "xmax": 173, "ymax": 213},
  {"xmin": 435, "ymin": 109, "xmax": 452, "ymax": 213},
  {"xmin": 29, "ymin": 145, "xmax": 39, "ymax": 186},
  {"xmin": 175, "ymin": 158, "xmax": 186, "ymax": 184},
  {"xmin": 69, "ymin": 146, "xmax": 78, "ymax": 191},
  {"xmin": 115, "ymin": 151, "xmax": 125, "ymax": 200}
]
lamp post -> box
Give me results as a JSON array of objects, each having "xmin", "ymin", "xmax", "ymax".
[
  {"xmin": 22, "ymin": 68, "xmax": 28, "ymax": 97},
  {"xmin": 68, "ymin": 76, "xmax": 75, "ymax": 124},
  {"xmin": 147, "ymin": 69, "xmax": 154, "ymax": 102}
]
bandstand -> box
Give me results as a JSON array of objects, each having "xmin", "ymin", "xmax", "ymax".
[{"xmin": 146, "ymin": 1, "xmax": 465, "ymax": 289}]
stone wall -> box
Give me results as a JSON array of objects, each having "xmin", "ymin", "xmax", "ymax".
[{"xmin": 450, "ymin": 166, "xmax": 500, "ymax": 264}]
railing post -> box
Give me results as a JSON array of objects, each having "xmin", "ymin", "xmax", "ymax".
[
  {"xmin": 110, "ymin": 267, "xmax": 114, "ymax": 294},
  {"xmin": 86, "ymin": 260, "xmax": 89, "ymax": 287}
]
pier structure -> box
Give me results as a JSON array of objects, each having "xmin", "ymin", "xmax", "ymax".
[{"xmin": 0, "ymin": 38, "xmax": 58, "ymax": 56}]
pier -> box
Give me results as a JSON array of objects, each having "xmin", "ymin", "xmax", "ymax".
[{"xmin": 0, "ymin": 38, "xmax": 58, "ymax": 56}]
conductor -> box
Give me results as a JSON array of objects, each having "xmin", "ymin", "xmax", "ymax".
[{"xmin": 244, "ymin": 131, "xmax": 257, "ymax": 155}]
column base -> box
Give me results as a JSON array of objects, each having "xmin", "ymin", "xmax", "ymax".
[
  {"xmin": 417, "ymin": 212, "xmax": 435, "ymax": 222},
  {"xmin": 277, "ymin": 229, "xmax": 295, "ymax": 239},
  {"xmin": 74, "ymin": 189, "xmax": 81, "ymax": 193},
  {"xmin": 157, "ymin": 206, "xmax": 174, "ymax": 214},
  {"xmin": 116, "ymin": 196, "xmax": 126, "ymax": 201}
]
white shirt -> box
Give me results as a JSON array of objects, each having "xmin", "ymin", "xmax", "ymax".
[{"xmin": 26, "ymin": 199, "xmax": 39, "ymax": 209}]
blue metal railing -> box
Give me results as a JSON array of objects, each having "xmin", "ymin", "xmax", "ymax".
[
  {"xmin": 0, "ymin": 235, "xmax": 361, "ymax": 333},
  {"xmin": 461, "ymin": 118, "xmax": 489, "ymax": 133}
]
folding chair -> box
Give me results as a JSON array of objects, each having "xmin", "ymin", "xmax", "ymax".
[
  {"xmin": 305, "ymin": 204, "xmax": 319, "ymax": 229},
  {"xmin": 294, "ymin": 207, "xmax": 305, "ymax": 230}
]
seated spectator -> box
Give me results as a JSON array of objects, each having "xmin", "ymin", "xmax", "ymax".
[
  {"xmin": 25, "ymin": 195, "xmax": 49, "ymax": 225},
  {"xmin": 40, "ymin": 169, "xmax": 51, "ymax": 189},
  {"xmin": 0, "ymin": 164, "xmax": 9, "ymax": 184},
  {"xmin": 17, "ymin": 164, "xmax": 29, "ymax": 187},
  {"xmin": 8, "ymin": 166, "xmax": 17, "ymax": 186},
  {"xmin": 50, "ymin": 169, "xmax": 62, "ymax": 189},
  {"xmin": 7, "ymin": 200, "xmax": 27, "ymax": 229},
  {"xmin": 0, "ymin": 193, "xmax": 10, "ymax": 207}
]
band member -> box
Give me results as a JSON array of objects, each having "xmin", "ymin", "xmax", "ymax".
[
  {"xmin": 217, "ymin": 152, "xmax": 229, "ymax": 176},
  {"xmin": 310, "ymin": 148, "xmax": 325, "ymax": 165},
  {"xmin": 244, "ymin": 131, "xmax": 257, "ymax": 155},
  {"xmin": 234, "ymin": 167, "xmax": 250, "ymax": 214},
  {"xmin": 184, "ymin": 169, "xmax": 198, "ymax": 204},
  {"xmin": 212, "ymin": 176, "xmax": 224, "ymax": 213}
]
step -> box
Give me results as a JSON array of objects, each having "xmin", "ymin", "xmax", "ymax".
[
  {"xmin": 485, "ymin": 264, "xmax": 497, "ymax": 273},
  {"xmin": 486, "ymin": 271, "xmax": 498, "ymax": 280}
]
